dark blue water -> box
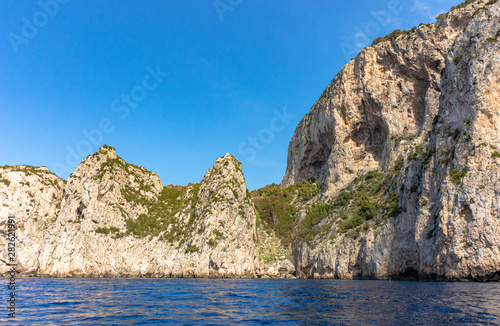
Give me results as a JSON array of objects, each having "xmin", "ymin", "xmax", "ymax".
[{"xmin": 1, "ymin": 278, "xmax": 499, "ymax": 325}]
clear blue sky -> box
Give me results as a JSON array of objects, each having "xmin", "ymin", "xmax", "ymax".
[{"xmin": 0, "ymin": 0, "xmax": 461, "ymax": 190}]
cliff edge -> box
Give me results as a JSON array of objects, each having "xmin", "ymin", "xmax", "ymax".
[{"xmin": 280, "ymin": 0, "xmax": 500, "ymax": 280}]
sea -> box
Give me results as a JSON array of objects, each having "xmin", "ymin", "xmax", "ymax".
[{"xmin": 1, "ymin": 278, "xmax": 500, "ymax": 325}]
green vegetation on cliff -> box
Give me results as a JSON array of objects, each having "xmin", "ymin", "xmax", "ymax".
[
  {"xmin": 251, "ymin": 178, "xmax": 320, "ymax": 246},
  {"xmin": 0, "ymin": 178, "xmax": 10, "ymax": 187},
  {"xmin": 372, "ymin": 29, "xmax": 409, "ymax": 46},
  {"xmin": 298, "ymin": 169, "xmax": 401, "ymax": 245},
  {"xmin": 124, "ymin": 183, "xmax": 201, "ymax": 242},
  {"xmin": 0, "ymin": 165, "xmax": 62, "ymax": 189},
  {"xmin": 252, "ymin": 166, "xmax": 403, "ymax": 248}
]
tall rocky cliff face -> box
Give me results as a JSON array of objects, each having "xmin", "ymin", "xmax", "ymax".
[
  {"xmin": 0, "ymin": 166, "xmax": 64, "ymax": 274},
  {"xmin": 282, "ymin": 3, "xmax": 475, "ymax": 193},
  {"xmin": 283, "ymin": 0, "xmax": 500, "ymax": 280},
  {"xmin": 1, "ymin": 0, "xmax": 499, "ymax": 281},
  {"xmin": 0, "ymin": 146, "xmax": 258, "ymax": 277}
]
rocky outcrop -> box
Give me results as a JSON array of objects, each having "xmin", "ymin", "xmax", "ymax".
[
  {"xmin": 255, "ymin": 226, "xmax": 295, "ymax": 278},
  {"xmin": 1, "ymin": 0, "xmax": 499, "ymax": 282},
  {"xmin": 282, "ymin": 1, "xmax": 484, "ymax": 195},
  {"xmin": 0, "ymin": 146, "xmax": 258, "ymax": 277},
  {"xmin": 188, "ymin": 153, "xmax": 259, "ymax": 277},
  {"xmin": 0, "ymin": 166, "xmax": 64, "ymax": 274},
  {"xmin": 286, "ymin": 0, "xmax": 500, "ymax": 281}
]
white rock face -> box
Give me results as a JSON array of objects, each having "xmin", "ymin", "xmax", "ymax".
[
  {"xmin": 288, "ymin": 1, "xmax": 500, "ymax": 281},
  {"xmin": 282, "ymin": 2, "xmax": 483, "ymax": 194},
  {"xmin": 1, "ymin": 1, "xmax": 499, "ymax": 282},
  {"xmin": 0, "ymin": 166, "xmax": 64, "ymax": 274},
  {"xmin": 0, "ymin": 147, "xmax": 258, "ymax": 277}
]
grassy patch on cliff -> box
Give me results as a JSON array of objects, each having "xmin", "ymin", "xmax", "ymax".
[
  {"xmin": 450, "ymin": 169, "xmax": 467, "ymax": 184},
  {"xmin": 95, "ymin": 226, "xmax": 120, "ymax": 235},
  {"xmin": 92, "ymin": 156, "xmax": 151, "ymax": 183},
  {"xmin": 185, "ymin": 245, "xmax": 199, "ymax": 253},
  {"xmin": 299, "ymin": 170, "xmax": 401, "ymax": 245},
  {"xmin": 1, "ymin": 165, "xmax": 61, "ymax": 189},
  {"xmin": 372, "ymin": 29, "xmax": 409, "ymax": 46},
  {"xmin": 252, "ymin": 167, "xmax": 403, "ymax": 248},
  {"xmin": 123, "ymin": 183, "xmax": 201, "ymax": 242},
  {"xmin": 251, "ymin": 178, "xmax": 320, "ymax": 246},
  {"xmin": 0, "ymin": 178, "xmax": 10, "ymax": 187},
  {"xmin": 207, "ymin": 229, "xmax": 225, "ymax": 248},
  {"xmin": 451, "ymin": 0, "xmax": 477, "ymax": 11}
]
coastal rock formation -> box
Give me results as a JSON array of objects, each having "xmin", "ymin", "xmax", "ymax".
[
  {"xmin": 0, "ymin": 146, "xmax": 258, "ymax": 277},
  {"xmin": 1, "ymin": 0, "xmax": 499, "ymax": 282},
  {"xmin": 282, "ymin": 2, "xmax": 476, "ymax": 193},
  {"xmin": 285, "ymin": 0, "xmax": 500, "ymax": 281},
  {"xmin": 0, "ymin": 166, "xmax": 64, "ymax": 274}
]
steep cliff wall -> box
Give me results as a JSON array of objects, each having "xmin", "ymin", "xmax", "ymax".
[
  {"xmin": 282, "ymin": 1, "xmax": 482, "ymax": 195},
  {"xmin": 0, "ymin": 166, "xmax": 64, "ymax": 274},
  {"xmin": 286, "ymin": 0, "xmax": 500, "ymax": 281},
  {"xmin": 1, "ymin": 0, "xmax": 499, "ymax": 281}
]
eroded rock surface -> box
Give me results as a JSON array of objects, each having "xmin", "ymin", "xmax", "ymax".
[
  {"xmin": 0, "ymin": 147, "xmax": 258, "ymax": 277},
  {"xmin": 286, "ymin": 1, "xmax": 500, "ymax": 281},
  {"xmin": 1, "ymin": 0, "xmax": 499, "ymax": 281}
]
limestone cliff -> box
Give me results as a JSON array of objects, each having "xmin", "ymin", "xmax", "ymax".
[
  {"xmin": 282, "ymin": 0, "xmax": 485, "ymax": 194},
  {"xmin": 0, "ymin": 166, "xmax": 64, "ymax": 274},
  {"xmin": 282, "ymin": 0, "xmax": 500, "ymax": 281},
  {"xmin": 1, "ymin": 0, "xmax": 499, "ymax": 281},
  {"xmin": 0, "ymin": 146, "xmax": 258, "ymax": 277}
]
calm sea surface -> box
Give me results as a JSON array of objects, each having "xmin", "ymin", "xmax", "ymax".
[{"xmin": 1, "ymin": 278, "xmax": 500, "ymax": 325}]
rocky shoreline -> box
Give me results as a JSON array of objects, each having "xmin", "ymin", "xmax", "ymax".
[{"xmin": 1, "ymin": 0, "xmax": 499, "ymax": 281}]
